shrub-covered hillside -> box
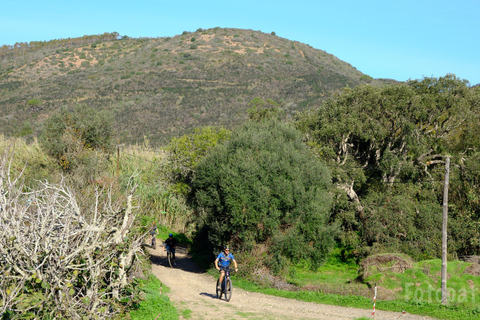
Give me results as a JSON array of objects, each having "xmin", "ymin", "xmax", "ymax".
[{"xmin": 0, "ymin": 28, "xmax": 394, "ymax": 146}]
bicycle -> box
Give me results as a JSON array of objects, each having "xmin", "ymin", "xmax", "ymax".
[
  {"xmin": 166, "ymin": 248, "xmax": 174, "ymax": 268},
  {"xmin": 151, "ymin": 235, "xmax": 156, "ymax": 250},
  {"xmin": 216, "ymin": 268, "xmax": 232, "ymax": 302}
]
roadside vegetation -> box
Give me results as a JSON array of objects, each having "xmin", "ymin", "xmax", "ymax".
[
  {"xmin": 2, "ymin": 73, "xmax": 480, "ymax": 319},
  {"xmin": 233, "ymin": 251, "xmax": 480, "ymax": 319}
]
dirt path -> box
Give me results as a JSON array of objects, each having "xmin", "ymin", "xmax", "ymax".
[{"xmin": 149, "ymin": 245, "xmax": 436, "ymax": 320}]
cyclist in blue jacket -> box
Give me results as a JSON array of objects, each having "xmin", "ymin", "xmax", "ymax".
[{"xmin": 215, "ymin": 245, "xmax": 238, "ymax": 289}]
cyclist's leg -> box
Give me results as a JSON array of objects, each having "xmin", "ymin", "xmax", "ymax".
[{"xmin": 218, "ymin": 268, "xmax": 226, "ymax": 286}]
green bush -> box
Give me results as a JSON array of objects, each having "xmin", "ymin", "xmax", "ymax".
[
  {"xmin": 192, "ymin": 120, "xmax": 336, "ymax": 272},
  {"xmin": 27, "ymin": 99, "xmax": 42, "ymax": 106},
  {"xmin": 165, "ymin": 126, "xmax": 230, "ymax": 191},
  {"xmin": 40, "ymin": 105, "xmax": 114, "ymax": 174}
]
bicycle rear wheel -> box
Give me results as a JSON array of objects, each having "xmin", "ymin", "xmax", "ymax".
[
  {"xmin": 167, "ymin": 251, "xmax": 173, "ymax": 268},
  {"xmin": 225, "ymin": 278, "xmax": 232, "ymax": 302}
]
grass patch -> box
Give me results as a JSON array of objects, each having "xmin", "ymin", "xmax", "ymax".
[
  {"xmin": 128, "ymin": 275, "xmax": 178, "ymax": 320},
  {"xmin": 234, "ymin": 277, "xmax": 480, "ymax": 319},
  {"xmin": 181, "ymin": 309, "xmax": 192, "ymax": 318},
  {"xmin": 232, "ymin": 247, "xmax": 480, "ymax": 320}
]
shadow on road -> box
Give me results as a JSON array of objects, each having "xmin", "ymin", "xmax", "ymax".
[
  {"xmin": 148, "ymin": 245, "xmax": 206, "ymax": 274},
  {"xmin": 199, "ymin": 292, "xmax": 218, "ymax": 299}
]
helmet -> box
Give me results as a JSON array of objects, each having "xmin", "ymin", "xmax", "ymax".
[
  {"xmin": 223, "ymin": 245, "xmax": 230, "ymax": 250},
  {"xmin": 169, "ymin": 233, "xmax": 173, "ymax": 237}
]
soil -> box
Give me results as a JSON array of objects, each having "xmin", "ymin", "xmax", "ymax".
[{"xmin": 149, "ymin": 245, "xmax": 437, "ymax": 320}]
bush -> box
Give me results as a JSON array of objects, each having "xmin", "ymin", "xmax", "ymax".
[
  {"xmin": 0, "ymin": 151, "xmax": 144, "ymax": 318},
  {"xmin": 40, "ymin": 104, "xmax": 114, "ymax": 173},
  {"xmin": 27, "ymin": 99, "xmax": 42, "ymax": 106},
  {"xmin": 192, "ymin": 120, "xmax": 336, "ymax": 272}
]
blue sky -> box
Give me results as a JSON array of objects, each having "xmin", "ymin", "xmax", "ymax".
[{"xmin": 2, "ymin": 0, "xmax": 479, "ymax": 85}]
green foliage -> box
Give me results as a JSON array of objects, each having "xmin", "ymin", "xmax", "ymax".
[
  {"xmin": 0, "ymin": 135, "xmax": 55, "ymax": 186},
  {"xmin": 128, "ymin": 276, "xmax": 178, "ymax": 320},
  {"xmin": 165, "ymin": 126, "xmax": 230, "ymax": 191},
  {"xmin": 26, "ymin": 99, "xmax": 42, "ymax": 106},
  {"xmin": 247, "ymin": 97, "xmax": 282, "ymax": 121},
  {"xmin": 40, "ymin": 105, "xmax": 114, "ymax": 173},
  {"xmin": 117, "ymin": 146, "xmax": 194, "ymax": 233},
  {"xmin": 359, "ymin": 74, "xmax": 373, "ymax": 82},
  {"xmin": 295, "ymin": 74, "xmax": 480, "ymax": 260},
  {"xmin": 192, "ymin": 119, "xmax": 336, "ymax": 272}
]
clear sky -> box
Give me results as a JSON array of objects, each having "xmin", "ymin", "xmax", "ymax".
[{"xmin": 2, "ymin": 0, "xmax": 479, "ymax": 85}]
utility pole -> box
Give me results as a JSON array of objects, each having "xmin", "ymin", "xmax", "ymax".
[{"xmin": 441, "ymin": 157, "xmax": 450, "ymax": 305}]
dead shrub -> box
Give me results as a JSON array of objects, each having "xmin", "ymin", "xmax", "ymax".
[{"xmin": 359, "ymin": 253, "xmax": 413, "ymax": 278}]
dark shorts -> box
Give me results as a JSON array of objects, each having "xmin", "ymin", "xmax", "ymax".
[
  {"xmin": 165, "ymin": 246, "xmax": 176, "ymax": 253},
  {"xmin": 219, "ymin": 266, "xmax": 230, "ymax": 272}
]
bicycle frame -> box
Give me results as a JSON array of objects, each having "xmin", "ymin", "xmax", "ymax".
[{"xmin": 222, "ymin": 269, "xmax": 230, "ymax": 289}]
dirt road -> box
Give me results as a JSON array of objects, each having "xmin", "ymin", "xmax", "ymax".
[{"xmin": 149, "ymin": 245, "xmax": 436, "ymax": 320}]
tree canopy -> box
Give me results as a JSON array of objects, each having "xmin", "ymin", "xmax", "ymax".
[
  {"xmin": 41, "ymin": 105, "xmax": 114, "ymax": 172},
  {"xmin": 192, "ymin": 119, "xmax": 336, "ymax": 272},
  {"xmin": 165, "ymin": 126, "xmax": 230, "ymax": 195},
  {"xmin": 295, "ymin": 74, "xmax": 480, "ymax": 259}
]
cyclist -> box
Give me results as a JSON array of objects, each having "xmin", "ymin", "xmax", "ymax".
[
  {"xmin": 164, "ymin": 233, "xmax": 177, "ymax": 266},
  {"xmin": 150, "ymin": 222, "xmax": 158, "ymax": 247},
  {"xmin": 215, "ymin": 245, "xmax": 238, "ymax": 290}
]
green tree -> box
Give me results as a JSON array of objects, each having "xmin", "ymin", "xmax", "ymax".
[
  {"xmin": 40, "ymin": 105, "xmax": 114, "ymax": 173},
  {"xmin": 192, "ymin": 120, "xmax": 335, "ymax": 272},
  {"xmin": 247, "ymin": 97, "xmax": 282, "ymax": 122},
  {"xmin": 165, "ymin": 126, "xmax": 230, "ymax": 195},
  {"xmin": 295, "ymin": 74, "xmax": 480, "ymax": 259}
]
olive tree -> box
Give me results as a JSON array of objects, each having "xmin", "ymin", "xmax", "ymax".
[
  {"xmin": 295, "ymin": 74, "xmax": 480, "ymax": 259},
  {"xmin": 165, "ymin": 126, "xmax": 230, "ymax": 194}
]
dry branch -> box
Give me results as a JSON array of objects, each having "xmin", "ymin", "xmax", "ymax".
[{"xmin": 0, "ymin": 150, "xmax": 145, "ymax": 319}]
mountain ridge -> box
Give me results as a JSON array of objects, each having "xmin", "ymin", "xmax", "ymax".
[{"xmin": 0, "ymin": 28, "xmax": 397, "ymax": 146}]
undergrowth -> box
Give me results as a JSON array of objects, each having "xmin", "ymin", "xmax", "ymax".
[{"xmin": 127, "ymin": 275, "xmax": 178, "ymax": 320}]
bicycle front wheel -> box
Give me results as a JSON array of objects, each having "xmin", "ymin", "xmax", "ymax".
[
  {"xmin": 167, "ymin": 251, "xmax": 173, "ymax": 268},
  {"xmin": 225, "ymin": 278, "xmax": 232, "ymax": 302},
  {"xmin": 216, "ymin": 279, "xmax": 222, "ymax": 299}
]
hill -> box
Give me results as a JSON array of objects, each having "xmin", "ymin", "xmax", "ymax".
[{"xmin": 0, "ymin": 28, "xmax": 395, "ymax": 146}]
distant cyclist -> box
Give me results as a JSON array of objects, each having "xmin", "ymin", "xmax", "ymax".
[
  {"xmin": 150, "ymin": 222, "xmax": 158, "ymax": 247},
  {"xmin": 164, "ymin": 233, "xmax": 177, "ymax": 266},
  {"xmin": 215, "ymin": 245, "xmax": 238, "ymax": 290}
]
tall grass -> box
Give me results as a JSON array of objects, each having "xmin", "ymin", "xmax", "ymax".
[
  {"xmin": 0, "ymin": 135, "xmax": 55, "ymax": 184},
  {"xmin": 117, "ymin": 144, "xmax": 195, "ymax": 235}
]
